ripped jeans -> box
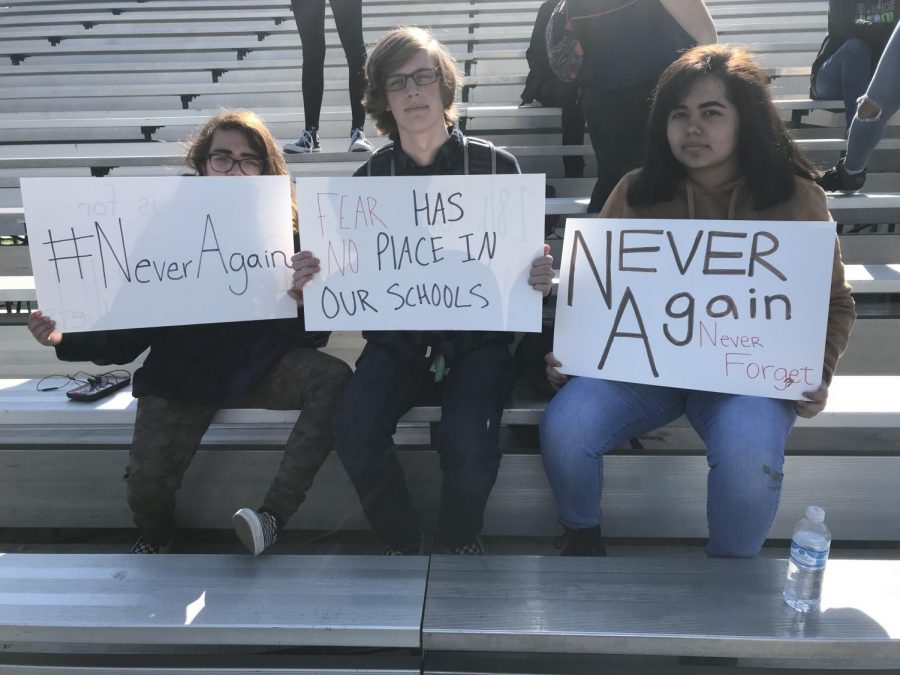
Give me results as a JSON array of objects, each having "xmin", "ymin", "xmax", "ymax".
[
  {"xmin": 540, "ymin": 378, "xmax": 796, "ymax": 557},
  {"xmin": 845, "ymin": 21, "xmax": 900, "ymax": 173}
]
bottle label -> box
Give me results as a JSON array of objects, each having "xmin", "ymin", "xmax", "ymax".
[{"xmin": 790, "ymin": 541, "xmax": 829, "ymax": 569}]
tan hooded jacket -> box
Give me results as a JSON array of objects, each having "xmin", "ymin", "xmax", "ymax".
[{"xmin": 599, "ymin": 170, "xmax": 856, "ymax": 385}]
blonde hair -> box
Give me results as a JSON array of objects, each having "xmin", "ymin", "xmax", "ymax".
[
  {"xmin": 185, "ymin": 110, "xmax": 298, "ymax": 229},
  {"xmin": 364, "ymin": 27, "xmax": 460, "ymax": 140}
]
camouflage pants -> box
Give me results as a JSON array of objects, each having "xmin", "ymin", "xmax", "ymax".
[{"xmin": 126, "ymin": 348, "xmax": 351, "ymax": 545}]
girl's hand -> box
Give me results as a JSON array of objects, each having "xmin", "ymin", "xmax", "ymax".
[
  {"xmin": 28, "ymin": 310, "xmax": 63, "ymax": 347},
  {"xmin": 794, "ymin": 382, "xmax": 828, "ymax": 419},
  {"xmin": 528, "ymin": 244, "xmax": 554, "ymax": 297},
  {"xmin": 545, "ymin": 351, "xmax": 569, "ymax": 392},
  {"xmin": 289, "ymin": 250, "xmax": 321, "ymax": 306}
]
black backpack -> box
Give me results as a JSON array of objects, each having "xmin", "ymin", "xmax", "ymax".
[{"xmin": 522, "ymin": 0, "xmax": 580, "ymax": 106}]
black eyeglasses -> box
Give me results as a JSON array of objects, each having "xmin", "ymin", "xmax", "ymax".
[
  {"xmin": 207, "ymin": 153, "xmax": 265, "ymax": 175},
  {"xmin": 384, "ymin": 67, "xmax": 441, "ymax": 92}
]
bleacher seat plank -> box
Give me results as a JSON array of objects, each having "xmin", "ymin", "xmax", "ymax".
[
  {"xmin": 422, "ymin": 556, "xmax": 900, "ymax": 659},
  {"xmin": 0, "ymin": 553, "xmax": 428, "ymax": 648}
]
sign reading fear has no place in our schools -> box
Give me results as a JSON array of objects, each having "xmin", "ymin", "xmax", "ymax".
[
  {"xmin": 554, "ymin": 219, "xmax": 836, "ymax": 400},
  {"xmin": 21, "ymin": 176, "xmax": 297, "ymax": 333},
  {"xmin": 297, "ymin": 174, "xmax": 547, "ymax": 331}
]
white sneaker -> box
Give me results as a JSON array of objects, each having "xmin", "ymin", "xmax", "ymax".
[
  {"xmin": 283, "ymin": 129, "xmax": 320, "ymax": 154},
  {"xmin": 348, "ymin": 127, "xmax": 374, "ymax": 152},
  {"xmin": 233, "ymin": 508, "xmax": 279, "ymax": 556}
]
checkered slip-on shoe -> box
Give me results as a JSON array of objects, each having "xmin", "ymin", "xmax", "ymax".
[{"xmin": 233, "ymin": 508, "xmax": 279, "ymax": 556}]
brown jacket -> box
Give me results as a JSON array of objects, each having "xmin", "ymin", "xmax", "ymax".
[{"xmin": 600, "ymin": 170, "xmax": 856, "ymax": 384}]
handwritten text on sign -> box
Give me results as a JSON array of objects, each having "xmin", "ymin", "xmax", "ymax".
[
  {"xmin": 21, "ymin": 176, "xmax": 296, "ymax": 332},
  {"xmin": 553, "ymin": 219, "xmax": 835, "ymax": 399},
  {"xmin": 298, "ymin": 174, "xmax": 546, "ymax": 331}
]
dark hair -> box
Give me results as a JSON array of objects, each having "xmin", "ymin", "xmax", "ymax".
[
  {"xmin": 185, "ymin": 110, "xmax": 297, "ymax": 229},
  {"xmin": 364, "ymin": 26, "xmax": 460, "ymax": 140},
  {"xmin": 627, "ymin": 45, "xmax": 818, "ymax": 210}
]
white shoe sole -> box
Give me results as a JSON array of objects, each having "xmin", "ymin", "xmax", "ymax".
[
  {"xmin": 283, "ymin": 144, "xmax": 320, "ymax": 154},
  {"xmin": 349, "ymin": 141, "xmax": 374, "ymax": 152},
  {"xmin": 233, "ymin": 508, "xmax": 264, "ymax": 556}
]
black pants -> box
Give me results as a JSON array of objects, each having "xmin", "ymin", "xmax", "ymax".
[
  {"xmin": 561, "ymin": 90, "xmax": 586, "ymax": 179},
  {"xmin": 289, "ymin": 0, "xmax": 366, "ymax": 130},
  {"xmin": 582, "ymin": 79, "xmax": 656, "ymax": 212},
  {"xmin": 332, "ymin": 342, "xmax": 515, "ymax": 549}
]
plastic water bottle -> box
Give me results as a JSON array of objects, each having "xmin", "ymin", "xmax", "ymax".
[{"xmin": 783, "ymin": 506, "xmax": 831, "ymax": 613}]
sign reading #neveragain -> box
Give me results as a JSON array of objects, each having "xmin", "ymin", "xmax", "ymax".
[
  {"xmin": 21, "ymin": 176, "xmax": 297, "ymax": 333},
  {"xmin": 554, "ymin": 219, "xmax": 836, "ymax": 400},
  {"xmin": 298, "ymin": 174, "xmax": 546, "ymax": 331}
]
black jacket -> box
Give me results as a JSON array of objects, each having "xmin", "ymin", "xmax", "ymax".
[
  {"xmin": 352, "ymin": 129, "xmax": 520, "ymax": 369},
  {"xmin": 56, "ymin": 316, "xmax": 327, "ymax": 406},
  {"xmin": 811, "ymin": 0, "xmax": 897, "ymax": 88}
]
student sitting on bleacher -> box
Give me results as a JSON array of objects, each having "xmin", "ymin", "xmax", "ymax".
[
  {"xmin": 540, "ymin": 46, "xmax": 857, "ymax": 558},
  {"xmin": 819, "ymin": 19, "xmax": 900, "ymax": 193},
  {"xmin": 810, "ymin": 0, "xmax": 897, "ymax": 132},
  {"xmin": 27, "ymin": 111, "xmax": 352, "ymax": 556},
  {"xmin": 292, "ymin": 27, "xmax": 555, "ymax": 556}
]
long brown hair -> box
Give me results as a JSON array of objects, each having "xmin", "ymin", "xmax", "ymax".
[
  {"xmin": 364, "ymin": 26, "xmax": 460, "ymax": 140},
  {"xmin": 628, "ymin": 45, "xmax": 819, "ymax": 210},
  {"xmin": 185, "ymin": 110, "xmax": 298, "ymax": 229}
]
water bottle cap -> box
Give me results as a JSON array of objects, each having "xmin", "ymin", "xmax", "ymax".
[{"xmin": 805, "ymin": 505, "xmax": 825, "ymax": 522}]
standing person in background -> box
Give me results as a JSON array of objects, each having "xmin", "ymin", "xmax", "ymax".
[
  {"xmin": 284, "ymin": 0, "xmax": 374, "ymax": 154},
  {"xmin": 818, "ymin": 19, "xmax": 900, "ymax": 193},
  {"xmin": 521, "ymin": 0, "xmax": 586, "ymax": 180},
  {"xmin": 570, "ymin": 0, "xmax": 716, "ymax": 212},
  {"xmin": 810, "ymin": 0, "xmax": 897, "ymax": 132}
]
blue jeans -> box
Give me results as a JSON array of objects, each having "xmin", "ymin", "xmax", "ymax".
[
  {"xmin": 540, "ymin": 378, "xmax": 796, "ymax": 558},
  {"xmin": 333, "ymin": 341, "xmax": 514, "ymax": 549},
  {"xmin": 845, "ymin": 22, "xmax": 900, "ymax": 172},
  {"xmin": 812, "ymin": 38, "xmax": 873, "ymax": 129}
]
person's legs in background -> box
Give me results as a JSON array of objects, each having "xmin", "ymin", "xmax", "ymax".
[
  {"xmin": 285, "ymin": 0, "xmax": 327, "ymax": 153},
  {"xmin": 811, "ymin": 37, "xmax": 873, "ymax": 130},
  {"xmin": 330, "ymin": 0, "xmax": 373, "ymax": 152},
  {"xmin": 844, "ymin": 23, "xmax": 900, "ymax": 174},
  {"xmin": 581, "ymin": 80, "xmax": 655, "ymax": 212}
]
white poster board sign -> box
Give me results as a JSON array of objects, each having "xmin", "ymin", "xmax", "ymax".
[
  {"xmin": 554, "ymin": 219, "xmax": 835, "ymax": 399},
  {"xmin": 21, "ymin": 176, "xmax": 297, "ymax": 332},
  {"xmin": 298, "ymin": 174, "xmax": 546, "ymax": 331}
]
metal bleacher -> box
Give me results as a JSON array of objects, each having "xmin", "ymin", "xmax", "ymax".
[{"xmin": 1, "ymin": 0, "xmax": 900, "ymax": 673}]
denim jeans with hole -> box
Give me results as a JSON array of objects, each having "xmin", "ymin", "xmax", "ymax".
[
  {"xmin": 539, "ymin": 377, "xmax": 796, "ymax": 558},
  {"xmin": 812, "ymin": 37, "xmax": 873, "ymax": 129},
  {"xmin": 845, "ymin": 22, "xmax": 900, "ymax": 172}
]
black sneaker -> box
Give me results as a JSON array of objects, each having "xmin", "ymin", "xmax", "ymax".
[
  {"xmin": 233, "ymin": 508, "xmax": 279, "ymax": 556},
  {"xmin": 448, "ymin": 536, "xmax": 485, "ymax": 555},
  {"xmin": 283, "ymin": 128, "xmax": 320, "ymax": 154},
  {"xmin": 817, "ymin": 158, "xmax": 867, "ymax": 193},
  {"xmin": 130, "ymin": 536, "xmax": 172, "ymax": 554},
  {"xmin": 384, "ymin": 532, "xmax": 425, "ymax": 555},
  {"xmin": 555, "ymin": 525, "xmax": 607, "ymax": 557}
]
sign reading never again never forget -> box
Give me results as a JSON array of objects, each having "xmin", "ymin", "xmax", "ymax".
[
  {"xmin": 554, "ymin": 219, "xmax": 836, "ymax": 399},
  {"xmin": 21, "ymin": 176, "xmax": 297, "ymax": 332},
  {"xmin": 298, "ymin": 174, "xmax": 547, "ymax": 331}
]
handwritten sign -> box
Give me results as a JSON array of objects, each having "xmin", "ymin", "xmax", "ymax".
[
  {"xmin": 554, "ymin": 219, "xmax": 836, "ymax": 399},
  {"xmin": 298, "ymin": 174, "xmax": 546, "ymax": 331},
  {"xmin": 21, "ymin": 176, "xmax": 297, "ymax": 332}
]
